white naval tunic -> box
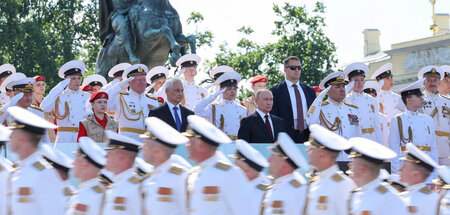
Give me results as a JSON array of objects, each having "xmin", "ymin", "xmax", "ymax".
[
  {"xmin": 102, "ymin": 168, "xmax": 143, "ymax": 215},
  {"xmin": 0, "ymin": 105, "xmax": 50, "ymax": 142},
  {"xmin": 346, "ymin": 91, "xmax": 383, "ymax": 143},
  {"xmin": 65, "ymin": 178, "xmax": 106, "ymax": 215},
  {"xmin": 261, "ymin": 171, "xmax": 307, "ymax": 215},
  {"xmin": 438, "ymin": 189, "xmax": 449, "ymax": 215},
  {"xmin": 0, "ymin": 92, "xmax": 10, "ymax": 106},
  {"xmin": 187, "ymin": 152, "xmax": 256, "ymax": 215},
  {"xmin": 142, "ymin": 156, "xmax": 188, "ymax": 215},
  {"xmin": 399, "ymin": 182, "xmax": 440, "ymax": 215},
  {"xmin": 420, "ymin": 91, "xmax": 449, "ymax": 165},
  {"xmin": 0, "ymin": 156, "xmax": 13, "ymax": 215},
  {"xmin": 10, "ymin": 151, "xmax": 65, "ymax": 215},
  {"xmin": 41, "ymin": 88, "xmax": 89, "ymax": 143},
  {"xmin": 388, "ymin": 109, "xmax": 438, "ymax": 177},
  {"xmin": 181, "ymin": 79, "xmax": 208, "ymax": 111},
  {"xmin": 304, "ymin": 165, "xmax": 356, "ymax": 215},
  {"xmin": 306, "ymin": 98, "xmax": 361, "ymax": 161},
  {"xmin": 349, "ymin": 178, "xmax": 408, "ymax": 215},
  {"xmin": 249, "ymin": 173, "xmax": 271, "ymax": 215},
  {"xmin": 377, "ymin": 89, "xmax": 402, "ymax": 123},
  {"xmin": 195, "ymin": 97, "xmax": 247, "ymax": 138}
]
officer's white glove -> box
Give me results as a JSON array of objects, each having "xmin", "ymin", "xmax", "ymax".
[
  {"xmin": 56, "ymin": 78, "xmax": 71, "ymax": 90},
  {"xmin": 118, "ymin": 77, "xmax": 135, "ymax": 89},
  {"xmin": 144, "ymin": 83, "xmax": 156, "ymax": 94},
  {"xmin": 377, "ymin": 80, "xmax": 385, "ymax": 89},
  {"xmin": 101, "ymin": 79, "xmax": 120, "ymax": 92},
  {"xmin": 345, "ymin": 81, "xmax": 354, "ymax": 95},
  {"xmin": 173, "ymin": 68, "xmax": 185, "ymax": 79},
  {"xmin": 317, "ymin": 86, "xmax": 331, "ymax": 102},
  {"xmin": 1, "ymin": 93, "xmax": 23, "ymax": 113}
]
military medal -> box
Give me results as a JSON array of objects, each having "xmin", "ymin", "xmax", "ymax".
[{"xmin": 348, "ymin": 114, "xmax": 359, "ymax": 125}]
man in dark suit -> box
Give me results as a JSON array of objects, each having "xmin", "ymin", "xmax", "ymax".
[
  {"xmin": 238, "ymin": 89, "xmax": 286, "ymax": 143},
  {"xmin": 270, "ymin": 56, "xmax": 316, "ymax": 143},
  {"xmin": 149, "ymin": 78, "xmax": 194, "ymax": 132}
]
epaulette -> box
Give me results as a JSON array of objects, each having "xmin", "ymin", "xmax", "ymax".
[
  {"xmin": 64, "ymin": 187, "xmax": 75, "ymax": 196},
  {"xmin": 441, "ymin": 94, "xmax": 450, "ymax": 99},
  {"xmin": 169, "ymin": 165, "xmax": 184, "ymax": 175},
  {"xmin": 188, "ymin": 166, "xmax": 201, "ymax": 174},
  {"xmin": 214, "ymin": 162, "xmax": 231, "ymax": 171},
  {"xmin": 212, "ymin": 102, "xmax": 219, "ymax": 105},
  {"xmin": 30, "ymin": 105, "xmax": 43, "ymax": 112},
  {"xmin": 419, "ymin": 187, "xmax": 432, "ymax": 194},
  {"xmin": 128, "ymin": 176, "xmax": 142, "ymax": 184},
  {"xmin": 92, "ymin": 185, "xmax": 105, "ymax": 193},
  {"xmin": 32, "ymin": 161, "xmax": 46, "ymax": 171},
  {"xmin": 344, "ymin": 101, "xmax": 359, "ymax": 109},
  {"xmin": 0, "ymin": 165, "xmax": 3, "ymax": 171},
  {"xmin": 289, "ymin": 179, "xmax": 302, "ymax": 188},
  {"xmin": 307, "ymin": 106, "xmax": 316, "ymax": 114},
  {"xmin": 141, "ymin": 172, "xmax": 152, "ymax": 181},
  {"xmin": 321, "ymin": 101, "xmax": 329, "ymax": 106},
  {"xmin": 375, "ymin": 185, "xmax": 388, "ymax": 194},
  {"xmin": 331, "ymin": 173, "xmax": 343, "ymax": 182},
  {"xmin": 352, "ymin": 187, "xmax": 362, "ymax": 193},
  {"xmin": 443, "ymin": 184, "xmax": 450, "ymax": 190},
  {"xmin": 119, "ymin": 92, "xmax": 129, "ymax": 95},
  {"xmin": 256, "ymin": 183, "xmax": 270, "ymax": 191},
  {"xmin": 145, "ymin": 93, "xmax": 157, "ymax": 100}
]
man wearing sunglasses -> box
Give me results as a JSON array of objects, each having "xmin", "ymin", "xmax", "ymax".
[{"xmin": 270, "ymin": 56, "xmax": 316, "ymax": 143}]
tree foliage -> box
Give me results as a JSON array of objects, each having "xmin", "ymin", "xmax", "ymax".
[{"xmin": 213, "ymin": 2, "xmax": 337, "ymax": 91}]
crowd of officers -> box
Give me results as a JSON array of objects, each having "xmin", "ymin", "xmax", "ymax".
[{"xmin": 0, "ymin": 53, "xmax": 448, "ymax": 215}]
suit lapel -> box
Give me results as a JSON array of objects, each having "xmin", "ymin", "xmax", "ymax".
[
  {"xmin": 163, "ymin": 104, "xmax": 177, "ymax": 128},
  {"xmin": 280, "ymin": 81, "xmax": 293, "ymax": 114},
  {"xmin": 254, "ymin": 113, "xmax": 274, "ymax": 141},
  {"xmin": 180, "ymin": 107, "xmax": 189, "ymax": 131},
  {"xmin": 270, "ymin": 114, "xmax": 280, "ymax": 139},
  {"xmin": 299, "ymin": 82, "xmax": 313, "ymax": 107}
]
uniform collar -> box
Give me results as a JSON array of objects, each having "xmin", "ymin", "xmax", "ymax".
[
  {"xmin": 381, "ymin": 89, "xmax": 392, "ymax": 94},
  {"xmin": 424, "ymin": 90, "xmax": 439, "ymax": 97},
  {"xmin": 405, "ymin": 109, "xmax": 419, "ymax": 116},
  {"xmin": 360, "ymin": 177, "xmax": 383, "ymax": 192},
  {"xmin": 250, "ymin": 172, "xmax": 270, "ymax": 186},
  {"xmin": 18, "ymin": 150, "xmax": 41, "ymax": 168},
  {"xmin": 318, "ymin": 164, "xmax": 339, "ymax": 180},
  {"xmin": 223, "ymin": 99, "xmax": 234, "ymax": 104},
  {"xmin": 129, "ymin": 89, "xmax": 144, "ymax": 97},
  {"xmin": 328, "ymin": 98, "xmax": 343, "ymax": 106},
  {"xmin": 67, "ymin": 88, "xmax": 80, "ymax": 94},
  {"xmin": 198, "ymin": 152, "xmax": 220, "ymax": 169},
  {"xmin": 350, "ymin": 91, "xmax": 364, "ymax": 97},
  {"xmin": 273, "ymin": 172, "xmax": 295, "ymax": 184},
  {"xmin": 183, "ymin": 79, "xmax": 195, "ymax": 85},
  {"xmin": 113, "ymin": 167, "xmax": 135, "ymax": 182},
  {"xmin": 406, "ymin": 182, "xmax": 426, "ymax": 192},
  {"xmin": 153, "ymin": 157, "xmax": 173, "ymax": 175},
  {"xmin": 79, "ymin": 177, "xmax": 101, "ymax": 190}
]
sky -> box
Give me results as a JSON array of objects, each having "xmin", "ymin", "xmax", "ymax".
[{"xmin": 170, "ymin": 0, "xmax": 450, "ymax": 69}]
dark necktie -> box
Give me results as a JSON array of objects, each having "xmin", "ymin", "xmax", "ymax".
[
  {"xmin": 173, "ymin": 106, "xmax": 182, "ymax": 131},
  {"xmin": 292, "ymin": 84, "xmax": 304, "ymax": 131},
  {"xmin": 265, "ymin": 115, "xmax": 274, "ymax": 140}
]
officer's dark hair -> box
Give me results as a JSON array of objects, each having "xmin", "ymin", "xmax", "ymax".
[
  {"xmin": 283, "ymin": 56, "xmax": 301, "ymax": 67},
  {"xmin": 401, "ymin": 94, "xmax": 413, "ymax": 105}
]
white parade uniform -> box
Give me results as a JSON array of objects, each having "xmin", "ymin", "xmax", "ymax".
[
  {"xmin": 41, "ymin": 87, "xmax": 89, "ymax": 143},
  {"xmin": 399, "ymin": 182, "xmax": 440, "ymax": 215},
  {"xmin": 0, "ymin": 156, "xmax": 13, "ymax": 215},
  {"xmin": 187, "ymin": 152, "xmax": 255, "ymax": 215},
  {"xmin": 261, "ymin": 171, "xmax": 307, "ymax": 215},
  {"xmin": 58, "ymin": 180, "xmax": 76, "ymax": 212},
  {"xmin": 0, "ymin": 93, "xmax": 9, "ymax": 106},
  {"xmin": 0, "ymin": 106, "xmax": 50, "ymax": 142},
  {"xmin": 142, "ymin": 156, "xmax": 188, "ymax": 215},
  {"xmin": 349, "ymin": 178, "xmax": 408, "ymax": 215},
  {"xmin": 378, "ymin": 112, "xmax": 389, "ymax": 147},
  {"xmin": 388, "ymin": 109, "xmax": 438, "ymax": 176},
  {"xmin": 346, "ymin": 91, "xmax": 383, "ymax": 143},
  {"xmin": 107, "ymin": 89, "xmax": 157, "ymax": 141},
  {"xmin": 377, "ymin": 89, "xmax": 402, "ymax": 123},
  {"xmin": 102, "ymin": 168, "xmax": 144, "ymax": 215},
  {"xmin": 420, "ymin": 90, "xmax": 449, "ymax": 165},
  {"xmin": 195, "ymin": 98, "xmax": 246, "ymax": 139},
  {"xmin": 438, "ymin": 189, "xmax": 449, "ymax": 215},
  {"xmin": 66, "ymin": 178, "xmax": 106, "ymax": 215},
  {"xmin": 304, "ymin": 165, "xmax": 356, "ymax": 215},
  {"xmin": 181, "ymin": 79, "xmax": 208, "ymax": 111},
  {"xmin": 249, "ymin": 173, "xmax": 271, "ymax": 215},
  {"xmin": 10, "ymin": 152, "xmax": 65, "ymax": 215},
  {"xmin": 306, "ymin": 98, "xmax": 361, "ymax": 161}
]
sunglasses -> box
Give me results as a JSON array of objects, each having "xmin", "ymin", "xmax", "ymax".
[{"xmin": 286, "ymin": 66, "xmax": 302, "ymax": 70}]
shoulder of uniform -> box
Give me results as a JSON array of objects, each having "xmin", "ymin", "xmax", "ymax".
[
  {"xmin": 439, "ymin": 93, "xmax": 449, "ymax": 99},
  {"xmin": 120, "ymin": 92, "xmax": 129, "ymax": 95},
  {"xmin": 128, "ymin": 175, "xmax": 143, "ymax": 184},
  {"xmin": 289, "ymin": 179, "xmax": 302, "ymax": 188},
  {"xmin": 188, "ymin": 166, "xmax": 201, "ymax": 174},
  {"xmin": 375, "ymin": 185, "xmax": 388, "ymax": 194},
  {"xmin": 32, "ymin": 161, "xmax": 47, "ymax": 171},
  {"xmin": 419, "ymin": 186, "xmax": 432, "ymax": 194},
  {"xmin": 256, "ymin": 183, "xmax": 270, "ymax": 191},
  {"xmin": 145, "ymin": 93, "xmax": 157, "ymax": 100},
  {"xmin": 212, "ymin": 102, "xmax": 219, "ymax": 105},
  {"xmin": 140, "ymin": 172, "xmax": 152, "ymax": 181},
  {"xmin": 344, "ymin": 101, "xmax": 359, "ymax": 109},
  {"xmin": 30, "ymin": 105, "xmax": 43, "ymax": 112},
  {"xmin": 321, "ymin": 101, "xmax": 329, "ymax": 106},
  {"xmin": 214, "ymin": 161, "xmax": 231, "ymax": 171},
  {"xmin": 393, "ymin": 112, "xmax": 405, "ymax": 118},
  {"xmin": 331, "ymin": 173, "xmax": 344, "ymax": 182},
  {"xmin": 169, "ymin": 164, "xmax": 185, "ymax": 175},
  {"xmin": 64, "ymin": 187, "xmax": 76, "ymax": 196},
  {"xmin": 91, "ymin": 185, "xmax": 105, "ymax": 193}
]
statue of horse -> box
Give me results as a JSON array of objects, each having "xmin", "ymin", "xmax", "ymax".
[{"xmin": 95, "ymin": 0, "xmax": 196, "ymax": 78}]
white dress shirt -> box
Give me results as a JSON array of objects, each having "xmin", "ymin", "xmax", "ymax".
[
  {"xmin": 285, "ymin": 79, "xmax": 308, "ymax": 130},
  {"xmin": 166, "ymin": 101, "xmax": 183, "ymax": 125},
  {"xmin": 256, "ymin": 109, "xmax": 274, "ymax": 135}
]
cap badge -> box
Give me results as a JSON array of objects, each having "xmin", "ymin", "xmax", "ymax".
[
  {"xmin": 431, "ymin": 68, "xmax": 436, "ymax": 73},
  {"xmin": 138, "ymin": 67, "xmax": 143, "ymax": 73}
]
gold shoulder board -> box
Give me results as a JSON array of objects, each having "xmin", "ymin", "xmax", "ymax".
[
  {"xmin": 308, "ymin": 106, "xmax": 316, "ymax": 114},
  {"xmin": 188, "ymin": 166, "xmax": 201, "ymax": 174},
  {"xmin": 376, "ymin": 185, "xmax": 387, "ymax": 194},
  {"xmin": 30, "ymin": 105, "xmax": 43, "ymax": 111},
  {"xmin": 331, "ymin": 173, "xmax": 343, "ymax": 182},
  {"xmin": 64, "ymin": 187, "xmax": 74, "ymax": 196},
  {"xmin": 440, "ymin": 94, "xmax": 449, "ymax": 99},
  {"xmin": 128, "ymin": 176, "xmax": 142, "ymax": 184},
  {"xmin": 321, "ymin": 101, "xmax": 329, "ymax": 106},
  {"xmin": 256, "ymin": 183, "xmax": 270, "ymax": 191},
  {"xmin": 32, "ymin": 161, "xmax": 46, "ymax": 171},
  {"xmin": 92, "ymin": 185, "xmax": 105, "ymax": 193},
  {"xmin": 344, "ymin": 101, "xmax": 359, "ymax": 109},
  {"xmin": 141, "ymin": 172, "xmax": 152, "ymax": 180},
  {"xmin": 169, "ymin": 165, "xmax": 184, "ymax": 175},
  {"xmin": 120, "ymin": 92, "xmax": 129, "ymax": 95},
  {"xmin": 145, "ymin": 93, "xmax": 157, "ymax": 100},
  {"xmin": 419, "ymin": 187, "xmax": 431, "ymax": 194},
  {"xmin": 352, "ymin": 187, "xmax": 362, "ymax": 193},
  {"xmin": 442, "ymin": 184, "xmax": 450, "ymax": 190},
  {"xmin": 214, "ymin": 162, "xmax": 231, "ymax": 171},
  {"xmin": 289, "ymin": 179, "xmax": 302, "ymax": 188}
]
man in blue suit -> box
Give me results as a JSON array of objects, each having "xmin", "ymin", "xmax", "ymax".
[{"xmin": 270, "ymin": 56, "xmax": 316, "ymax": 143}]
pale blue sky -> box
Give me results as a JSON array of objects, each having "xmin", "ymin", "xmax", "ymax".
[{"xmin": 171, "ymin": 0, "xmax": 450, "ymax": 69}]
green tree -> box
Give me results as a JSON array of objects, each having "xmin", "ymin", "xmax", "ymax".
[
  {"xmin": 0, "ymin": 0, "xmax": 100, "ymax": 89},
  {"xmin": 213, "ymin": 2, "xmax": 337, "ymax": 97}
]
